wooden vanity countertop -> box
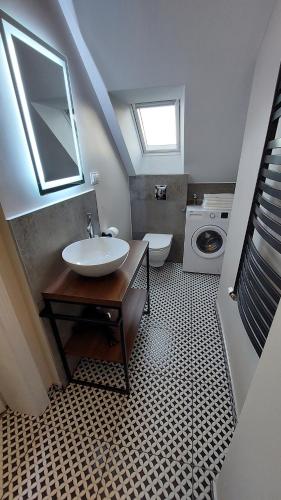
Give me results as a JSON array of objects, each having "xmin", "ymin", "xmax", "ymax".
[{"xmin": 42, "ymin": 240, "xmax": 148, "ymax": 307}]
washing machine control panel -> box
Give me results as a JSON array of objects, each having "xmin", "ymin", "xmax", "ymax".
[
  {"xmin": 186, "ymin": 208, "xmax": 230, "ymax": 220},
  {"xmin": 208, "ymin": 212, "xmax": 229, "ymax": 219}
]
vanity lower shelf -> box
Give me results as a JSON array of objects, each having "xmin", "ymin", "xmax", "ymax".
[{"xmin": 64, "ymin": 288, "xmax": 147, "ymax": 364}]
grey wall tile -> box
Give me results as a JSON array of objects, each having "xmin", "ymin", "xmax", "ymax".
[
  {"xmin": 9, "ymin": 191, "xmax": 99, "ymax": 308},
  {"xmin": 9, "ymin": 191, "xmax": 99, "ymax": 382},
  {"xmin": 130, "ymin": 175, "xmax": 188, "ymax": 262},
  {"xmin": 131, "ymin": 200, "xmax": 186, "ymax": 233},
  {"xmin": 130, "ymin": 174, "xmax": 188, "ymax": 202}
]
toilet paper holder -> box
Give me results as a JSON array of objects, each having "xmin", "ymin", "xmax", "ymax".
[{"xmin": 102, "ymin": 226, "xmax": 119, "ymax": 238}]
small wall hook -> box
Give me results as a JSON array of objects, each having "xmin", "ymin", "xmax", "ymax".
[{"xmin": 228, "ymin": 287, "xmax": 237, "ymax": 301}]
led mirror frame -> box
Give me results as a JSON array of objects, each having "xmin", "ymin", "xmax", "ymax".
[{"xmin": 0, "ymin": 12, "xmax": 84, "ymax": 195}]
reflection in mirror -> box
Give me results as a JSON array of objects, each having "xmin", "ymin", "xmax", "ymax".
[{"xmin": 0, "ymin": 15, "xmax": 84, "ymax": 194}]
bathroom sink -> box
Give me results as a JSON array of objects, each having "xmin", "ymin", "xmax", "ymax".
[{"xmin": 62, "ymin": 237, "xmax": 130, "ymax": 277}]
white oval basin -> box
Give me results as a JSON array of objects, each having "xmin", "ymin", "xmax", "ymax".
[{"xmin": 62, "ymin": 237, "xmax": 130, "ymax": 277}]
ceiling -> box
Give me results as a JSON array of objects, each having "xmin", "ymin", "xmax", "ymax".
[{"xmin": 73, "ymin": 0, "xmax": 276, "ymax": 182}]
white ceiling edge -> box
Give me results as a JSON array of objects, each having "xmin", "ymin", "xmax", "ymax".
[
  {"xmin": 57, "ymin": 0, "xmax": 135, "ymax": 176},
  {"xmin": 110, "ymin": 85, "xmax": 185, "ymax": 104},
  {"xmin": 73, "ymin": 0, "xmax": 277, "ymax": 183}
]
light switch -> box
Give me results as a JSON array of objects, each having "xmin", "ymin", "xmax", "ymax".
[{"xmin": 90, "ymin": 171, "xmax": 100, "ymax": 185}]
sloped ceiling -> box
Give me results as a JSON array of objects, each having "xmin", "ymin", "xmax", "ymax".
[{"xmin": 73, "ymin": 0, "xmax": 276, "ymax": 182}]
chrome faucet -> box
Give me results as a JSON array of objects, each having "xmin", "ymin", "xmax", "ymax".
[{"xmin": 86, "ymin": 212, "xmax": 97, "ymax": 239}]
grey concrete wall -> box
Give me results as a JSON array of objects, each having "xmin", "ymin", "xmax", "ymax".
[
  {"xmin": 187, "ymin": 182, "xmax": 236, "ymax": 205},
  {"xmin": 9, "ymin": 191, "xmax": 99, "ymax": 308},
  {"xmin": 129, "ymin": 175, "xmax": 188, "ymax": 262}
]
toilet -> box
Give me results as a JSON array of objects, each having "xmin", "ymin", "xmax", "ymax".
[{"xmin": 142, "ymin": 233, "xmax": 173, "ymax": 267}]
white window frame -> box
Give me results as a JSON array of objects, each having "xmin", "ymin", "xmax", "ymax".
[{"xmin": 132, "ymin": 100, "xmax": 180, "ymax": 154}]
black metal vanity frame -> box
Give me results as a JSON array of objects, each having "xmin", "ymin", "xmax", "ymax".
[{"xmin": 40, "ymin": 243, "xmax": 150, "ymax": 395}]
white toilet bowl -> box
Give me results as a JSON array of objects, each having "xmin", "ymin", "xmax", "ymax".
[{"xmin": 142, "ymin": 233, "xmax": 173, "ymax": 267}]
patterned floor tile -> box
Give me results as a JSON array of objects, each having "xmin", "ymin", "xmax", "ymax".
[
  {"xmin": 131, "ymin": 324, "xmax": 191, "ymax": 375},
  {"xmin": 191, "ymin": 306, "xmax": 220, "ymax": 333},
  {"xmin": 191, "ymin": 336, "xmax": 229, "ymax": 388},
  {"xmin": 0, "ymin": 263, "xmax": 235, "ymax": 498},
  {"xmin": 135, "ymin": 265, "xmax": 192, "ymax": 332},
  {"xmin": 2, "ymin": 426, "xmax": 108, "ymax": 500},
  {"xmin": 192, "ymin": 382, "xmax": 235, "ymax": 473},
  {"xmin": 99, "ymin": 446, "xmax": 193, "ymax": 499},
  {"xmin": 188, "ymin": 272, "xmax": 220, "ymax": 296},
  {"xmin": 148, "ymin": 294, "xmax": 191, "ymax": 331},
  {"xmin": 192, "ymin": 467, "xmax": 217, "ymax": 500},
  {"xmin": 190, "ymin": 300, "xmax": 228, "ymax": 388},
  {"xmin": 74, "ymin": 358, "xmax": 126, "ymax": 388},
  {"xmin": 134, "ymin": 263, "xmax": 190, "ymax": 291},
  {"xmin": 40, "ymin": 383, "xmax": 121, "ymax": 444},
  {"xmin": 113, "ymin": 374, "xmax": 193, "ymax": 463},
  {"xmin": 189, "ymin": 274, "xmax": 219, "ymax": 319},
  {"xmin": 0, "ymin": 410, "xmax": 40, "ymax": 496},
  {"xmin": 169, "ymin": 333, "xmax": 192, "ymax": 378}
]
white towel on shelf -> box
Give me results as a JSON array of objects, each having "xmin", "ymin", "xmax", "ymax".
[
  {"xmin": 202, "ymin": 193, "xmax": 234, "ymax": 209},
  {"xmin": 203, "ymin": 193, "xmax": 234, "ymax": 199},
  {"xmin": 202, "ymin": 202, "xmax": 233, "ymax": 209}
]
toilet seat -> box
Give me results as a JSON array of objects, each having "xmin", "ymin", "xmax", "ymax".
[{"xmin": 143, "ymin": 233, "xmax": 173, "ymax": 251}]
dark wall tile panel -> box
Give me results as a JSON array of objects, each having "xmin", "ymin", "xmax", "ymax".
[
  {"xmin": 129, "ymin": 175, "xmax": 188, "ymax": 262},
  {"xmin": 9, "ymin": 191, "xmax": 99, "ymax": 308}
]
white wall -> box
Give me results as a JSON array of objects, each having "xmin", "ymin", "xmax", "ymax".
[
  {"xmin": 73, "ymin": 0, "xmax": 276, "ymax": 182},
  {"xmin": 110, "ymin": 96, "xmax": 142, "ymax": 171},
  {"xmin": 216, "ymin": 0, "xmax": 281, "ymax": 412},
  {"xmin": 110, "ymin": 86, "xmax": 185, "ymax": 176},
  {"xmin": 216, "ymin": 298, "xmax": 281, "ymax": 500},
  {"xmin": 217, "ymin": 299, "xmax": 258, "ymax": 412},
  {"xmin": 138, "ymin": 153, "xmax": 183, "ymax": 176},
  {"xmin": 0, "ymin": 0, "xmax": 131, "ymax": 240},
  {"xmin": 0, "ymin": 271, "xmax": 49, "ymax": 415}
]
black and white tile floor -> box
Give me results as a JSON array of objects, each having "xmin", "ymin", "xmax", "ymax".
[{"xmin": 0, "ymin": 263, "xmax": 235, "ymax": 499}]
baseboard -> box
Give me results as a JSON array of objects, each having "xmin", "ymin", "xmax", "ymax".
[
  {"xmin": 215, "ymin": 300, "xmax": 238, "ymax": 426},
  {"xmin": 211, "ymin": 480, "xmax": 219, "ymax": 500}
]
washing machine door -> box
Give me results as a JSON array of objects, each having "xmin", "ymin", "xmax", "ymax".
[{"xmin": 191, "ymin": 225, "xmax": 226, "ymax": 259}]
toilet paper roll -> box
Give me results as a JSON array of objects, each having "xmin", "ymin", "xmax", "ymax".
[{"xmin": 105, "ymin": 226, "xmax": 119, "ymax": 238}]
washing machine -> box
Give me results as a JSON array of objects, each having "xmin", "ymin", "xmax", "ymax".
[{"xmin": 183, "ymin": 206, "xmax": 231, "ymax": 274}]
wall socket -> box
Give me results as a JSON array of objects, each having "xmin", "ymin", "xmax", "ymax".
[{"xmin": 90, "ymin": 171, "xmax": 100, "ymax": 185}]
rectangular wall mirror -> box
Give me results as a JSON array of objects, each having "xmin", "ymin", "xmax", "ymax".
[{"xmin": 0, "ymin": 12, "xmax": 84, "ymax": 194}]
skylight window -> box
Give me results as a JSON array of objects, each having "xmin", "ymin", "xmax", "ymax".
[{"xmin": 133, "ymin": 100, "xmax": 180, "ymax": 154}]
